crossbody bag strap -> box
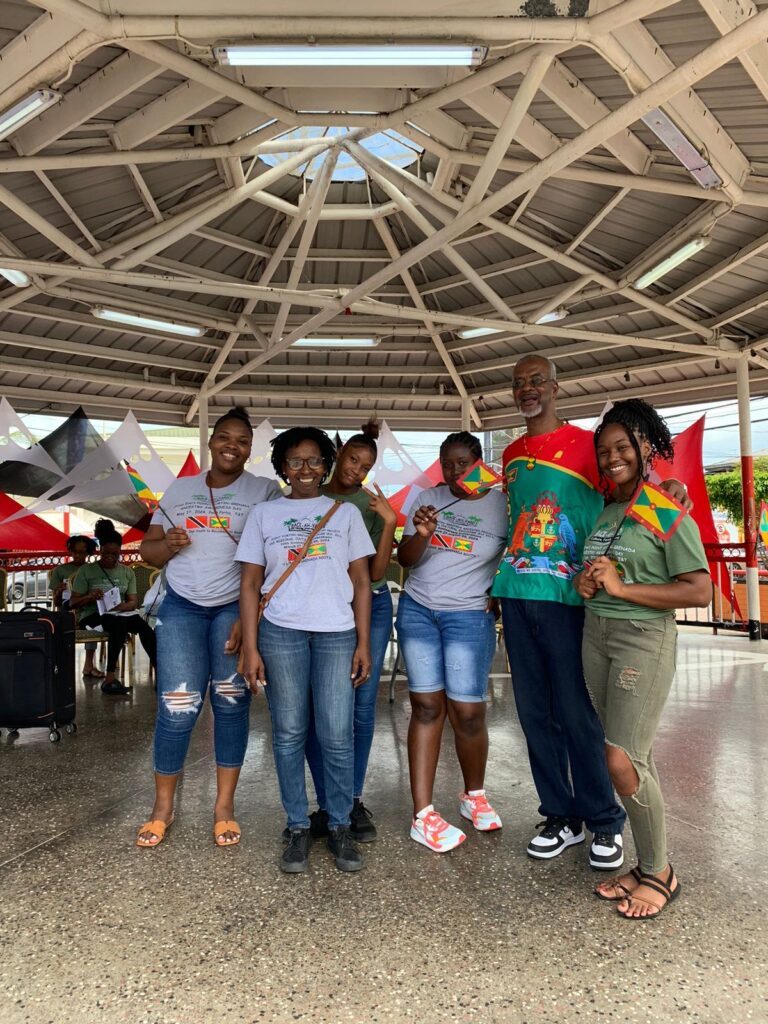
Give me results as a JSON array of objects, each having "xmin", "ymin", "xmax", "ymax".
[{"xmin": 259, "ymin": 500, "xmax": 342, "ymax": 616}]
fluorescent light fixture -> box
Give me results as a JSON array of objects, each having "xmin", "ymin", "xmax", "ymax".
[
  {"xmin": 640, "ymin": 108, "xmax": 722, "ymax": 190},
  {"xmin": 214, "ymin": 45, "xmax": 485, "ymax": 67},
  {"xmin": 292, "ymin": 337, "xmax": 379, "ymax": 348},
  {"xmin": 0, "ymin": 90, "xmax": 60, "ymax": 141},
  {"xmin": 534, "ymin": 308, "xmax": 568, "ymax": 325},
  {"xmin": 634, "ymin": 236, "xmax": 711, "ymax": 289},
  {"xmin": 457, "ymin": 326, "xmax": 504, "ymax": 339},
  {"xmin": 91, "ymin": 307, "xmax": 206, "ymax": 337},
  {"xmin": 0, "ymin": 267, "xmax": 30, "ymax": 287}
]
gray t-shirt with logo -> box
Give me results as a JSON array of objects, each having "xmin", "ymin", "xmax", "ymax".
[
  {"xmin": 236, "ymin": 495, "xmax": 375, "ymax": 632},
  {"xmin": 151, "ymin": 470, "xmax": 281, "ymax": 606},
  {"xmin": 403, "ymin": 486, "xmax": 508, "ymax": 611}
]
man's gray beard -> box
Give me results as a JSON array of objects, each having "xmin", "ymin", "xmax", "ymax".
[{"xmin": 518, "ymin": 403, "xmax": 542, "ymax": 419}]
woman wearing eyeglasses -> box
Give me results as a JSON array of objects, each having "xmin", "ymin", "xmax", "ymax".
[{"xmin": 238, "ymin": 426, "xmax": 374, "ymax": 875}]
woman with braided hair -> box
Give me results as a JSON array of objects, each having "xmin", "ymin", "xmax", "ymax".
[
  {"xmin": 397, "ymin": 431, "xmax": 508, "ymax": 852},
  {"xmin": 303, "ymin": 419, "xmax": 398, "ymax": 843},
  {"xmin": 574, "ymin": 399, "xmax": 710, "ymax": 919}
]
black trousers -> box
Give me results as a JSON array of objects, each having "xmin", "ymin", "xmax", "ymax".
[{"xmin": 80, "ymin": 612, "xmax": 156, "ymax": 673}]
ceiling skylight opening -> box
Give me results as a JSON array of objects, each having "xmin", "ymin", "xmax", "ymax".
[{"xmin": 259, "ymin": 126, "xmax": 424, "ymax": 181}]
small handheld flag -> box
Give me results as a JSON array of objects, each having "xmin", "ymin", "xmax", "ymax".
[
  {"xmin": 124, "ymin": 462, "xmax": 175, "ymax": 528},
  {"xmin": 626, "ymin": 481, "xmax": 687, "ymax": 541},
  {"xmin": 457, "ymin": 459, "xmax": 504, "ymax": 496}
]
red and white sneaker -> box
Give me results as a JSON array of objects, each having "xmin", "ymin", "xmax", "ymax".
[
  {"xmin": 410, "ymin": 806, "xmax": 466, "ymax": 853},
  {"xmin": 459, "ymin": 790, "xmax": 502, "ymax": 832}
]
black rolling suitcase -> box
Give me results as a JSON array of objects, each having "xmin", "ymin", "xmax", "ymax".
[{"xmin": 0, "ymin": 609, "xmax": 77, "ymax": 742}]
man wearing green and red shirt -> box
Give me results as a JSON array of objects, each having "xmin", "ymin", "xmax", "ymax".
[
  {"xmin": 492, "ymin": 354, "xmax": 627, "ymax": 869},
  {"xmin": 493, "ymin": 355, "xmax": 690, "ymax": 869}
]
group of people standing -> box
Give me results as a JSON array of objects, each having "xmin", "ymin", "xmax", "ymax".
[{"xmin": 124, "ymin": 353, "xmax": 709, "ymax": 921}]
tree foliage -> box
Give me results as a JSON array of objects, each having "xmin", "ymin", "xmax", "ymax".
[{"xmin": 706, "ymin": 459, "xmax": 768, "ymax": 527}]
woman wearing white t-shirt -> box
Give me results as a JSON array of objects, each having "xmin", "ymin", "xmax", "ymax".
[
  {"xmin": 238, "ymin": 427, "xmax": 374, "ymax": 875},
  {"xmin": 397, "ymin": 432, "xmax": 508, "ymax": 853},
  {"xmin": 136, "ymin": 408, "xmax": 280, "ymax": 849}
]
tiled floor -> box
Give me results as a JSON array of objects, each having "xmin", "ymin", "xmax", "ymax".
[{"xmin": 1, "ymin": 629, "xmax": 767, "ymax": 1023}]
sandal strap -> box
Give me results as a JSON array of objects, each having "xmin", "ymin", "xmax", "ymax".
[{"xmin": 214, "ymin": 819, "xmax": 241, "ymax": 837}]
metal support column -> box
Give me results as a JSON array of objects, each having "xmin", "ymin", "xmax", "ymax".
[
  {"xmin": 736, "ymin": 356, "xmax": 761, "ymax": 641},
  {"xmin": 198, "ymin": 392, "xmax": 209, "ymax": 472}
]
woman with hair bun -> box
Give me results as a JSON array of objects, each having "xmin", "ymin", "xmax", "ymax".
[
  {"xmin": 575, "ymin": 399, "xmax": 710, "ymax": 919},
  {"xmin": 397, "ymin": 431, "xmax": 508, "ymax": 853},
  {"xmin": 301, "ymin": 419, "xmax": 398, "ymax": 843},
  {"xmin": 136, "ymin": 407, "xmax": 281, "ymax": 850}
]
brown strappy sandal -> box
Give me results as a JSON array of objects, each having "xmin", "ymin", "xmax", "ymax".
[
  {"xmin": 595, "ymin": 866, "xmax": 643, "ymax": 902},
  {"xmin": 617, "ymin": 865, "xmax": 681, "ymax": 920}
]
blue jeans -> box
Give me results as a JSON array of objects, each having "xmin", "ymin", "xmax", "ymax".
[
  {"xmin": 258, "ymin": 617, "xmax": 358, "ymax": 830},
  {"xmin": 396, "ymin": 591, "xmax": 496, "ymax": 702},
  {"xmin": 500, "ymin": 598, "xmax": 626, "ymax": 834},
  {"xmin": 153, "ymin": 586, "xmax": 251, "ymax": 775},
  {"xmin": 306, "ymin": 587, "xmax": 393, "ymax": 803}
]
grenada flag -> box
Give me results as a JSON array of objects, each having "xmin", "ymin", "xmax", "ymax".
[
  {"xmin": 626, "ymin": 481, "xmax": 687, "ymax": 541},
  {"xmin": 457, "ymin": 459, "xmax": 504, "ymax": 495},
  {"xmin": 760, "ymin": 501, "xmax": 768, "ymax": 549},
  {"xmin": 125, "ymin": 462, "xmax": 160, "ymax": 513}
]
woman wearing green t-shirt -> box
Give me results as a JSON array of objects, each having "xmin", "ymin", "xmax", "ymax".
[
  {"xmin": 574, "ymin": 400, "xmax": 710, "ymax": 920},
  {"xmin": 304, "ymin": 421, "xmax": 398, "ymax": 842}
]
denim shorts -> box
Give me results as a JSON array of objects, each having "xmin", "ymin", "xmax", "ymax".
[{"xmin": 395, "ymin": 591, "xmax": 496, "ymax": 703}]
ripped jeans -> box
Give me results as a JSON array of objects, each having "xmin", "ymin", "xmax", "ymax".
[
  {"xmin": 153, "ymin": 585, "xmax": 251, "ymax": 775},
  {"xmin": 582, "ymin": 610, "xmax": 678, "ymax": 873}
]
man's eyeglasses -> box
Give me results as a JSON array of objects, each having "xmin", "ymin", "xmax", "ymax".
[
  {"xmin": 511, "ymin": 375, "xmax": 554, "ymax": 390},
  {"xmin": 285, "ymin": 456, "xmax": 325, "ymax": 470}
]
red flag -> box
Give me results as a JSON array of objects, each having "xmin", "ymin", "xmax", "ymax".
[
  {"xmin": 653, "ymin": 415, "xmax": 734, "ymax": 609},
  {"xmin": 178, "ymin": 450, "xmax": 200, "ymax": 478}
]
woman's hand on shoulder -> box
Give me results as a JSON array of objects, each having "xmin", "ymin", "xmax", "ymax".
[
  {"xmin": 364, "ymin": 484, "xmax": 397, "ymax": 526},
  {"xmin": 412, "ymin": 505, "xmax": 438, "ymax": 538}
]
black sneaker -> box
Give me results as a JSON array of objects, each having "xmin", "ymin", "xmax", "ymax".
[
  {"xmin": 327, "ymin": 826, "xmax": 363, "ymax": 872},
  {"xmin": 527, "ymin": 817, "xmax": 585, "ymax": 859},
  {"xmin": 281, "ymin": 809, "xmax": 329, "ymax": 843},
  {"xmin": 350, "ymin": 799, "xmax": 377, "ymax": 843},
  {"xmin": 309, "ymin": 808, "xmax": 330, "ymax": 838},
  {"xmin": 280, "ymin": 828, "xmax": 311, "ymax": 873},
  {"xmin": 589, "ymin": 832, "xmax": 624, "ymax": 870}
]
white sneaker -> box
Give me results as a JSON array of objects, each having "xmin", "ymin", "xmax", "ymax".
[
  {"xmin": 410, "ymin": 806, "xmax": 466, "ymax": 853},
  {"xmin": 459, "ymin": 790, "xmax": 502, "ymax": 831},
  {"xmin": 527, "ymin": 817, "xmax": 585, "ymax": 859},
  {"xmin": 589, "ymin": 832, "xmax": 624, "ymax": 870}
]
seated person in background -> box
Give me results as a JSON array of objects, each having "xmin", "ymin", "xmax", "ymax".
[
  {"xmin": 70, "ymin": 532, "xmax": 156, "ymax": 695},
  {"xmin": 49, "ymin": 534, "xmax": 102, "ymax": 680}
]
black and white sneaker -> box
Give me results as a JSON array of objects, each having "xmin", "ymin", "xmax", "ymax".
[
  {"xmin": 589, "ymin": 832, "xmax": 624, "ymax": 870},
  {"xmin": 527, "ymin": 817, "xmax": 585, "ymax": 859}
]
